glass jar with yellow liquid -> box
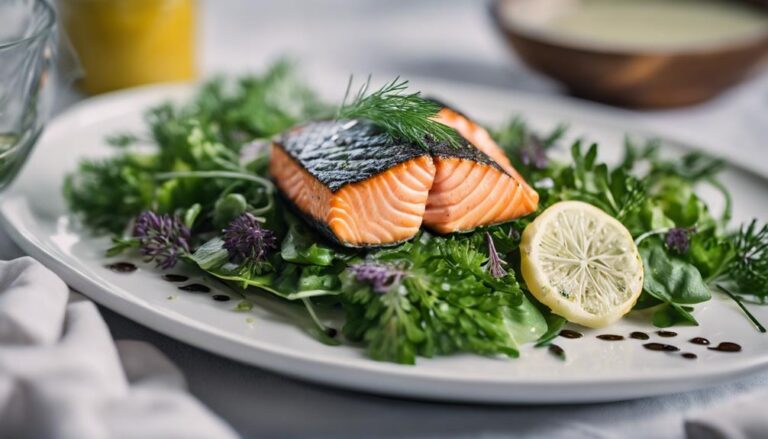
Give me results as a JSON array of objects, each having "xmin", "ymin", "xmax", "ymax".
[{"xmin": 58, "ymin": 0, "xmax": 196, "ymax": 94}]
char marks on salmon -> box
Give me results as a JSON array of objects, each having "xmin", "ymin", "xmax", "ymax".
[{"xmin": 270, "ymin": 120, "xmax": 435, "ymax": 247}]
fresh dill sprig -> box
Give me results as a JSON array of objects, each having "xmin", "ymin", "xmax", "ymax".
[
  {"xmin": 727, "ymin": 220, "xmax": 768, "ymax": 300},
  {"xmin": 337, "ymin": 76, "xmax": 462, "ymax": 150},
  {"xmin": 716, "ymin": 285, "xmax": 766, "ymax": 333}
]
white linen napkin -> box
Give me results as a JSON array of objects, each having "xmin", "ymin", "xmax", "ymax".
[
  {"xmin": 0, "ymin": 257, "xmax": 238, "ymax": 439},
  {"xmin": 685, "ymin": 389, "xmax": 768, "ymax": 439}
]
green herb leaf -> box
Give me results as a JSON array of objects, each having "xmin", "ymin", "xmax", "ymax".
[
  {"xmin": 652, "ymin": 303, "xmax": 697, "ymax": 328},
  {"xmin": 641, "ymin": 244, "xmax": 711, "ymax": 305},
  {"xmin": 213, "ymin": 193, "xmax": 249, "ymax": 228},
  {"xmin": 280, "ymin": 215, "xmax": 336, "ymax": 266},
  {"xmin": 534, "ymin": 312, "xmax": 568, "ymax": 347}
]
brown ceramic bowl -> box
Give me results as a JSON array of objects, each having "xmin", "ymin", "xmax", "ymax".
[{"xmin": 490, "ymin": 0, "xmax": 768, "ymax": 108}]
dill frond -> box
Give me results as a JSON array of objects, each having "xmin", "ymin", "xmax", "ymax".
[{"xmin": 337, "ymin": 76, "xmax": 462, "ymax": 150}]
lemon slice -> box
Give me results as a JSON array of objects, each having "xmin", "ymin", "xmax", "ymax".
[{"xmin": 520, "ymin": 201, "xmax": 644, "ymax": 328}]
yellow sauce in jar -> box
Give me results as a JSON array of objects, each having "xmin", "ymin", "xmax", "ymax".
[{"xmin": 59, "ymin": 0, "xmax": 196, "ymax": 94}]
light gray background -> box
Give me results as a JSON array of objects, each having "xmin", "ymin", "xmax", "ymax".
[{"xmin": 19, "ymin": 1, "xmax": 768, "ymax": 437}]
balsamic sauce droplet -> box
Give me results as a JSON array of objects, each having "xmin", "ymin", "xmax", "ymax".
[
  {"xmin": 548, "ymin": 344, "xmax": 566, "ymax": 360},
  {"xmin": 178, "ymin": 283, "xmax": 211, "ymax": 293},
  {"xmin": 105, "ymin": 262, "xmax": 137, "ymax": 273},
  {"xmin": 559, "ymin": 329, "xmax": 583, "ymax": 339},
  {"xmin": 681, "ymin": 353, "xmax": 697, "ymax": 360},
  {"xmin": 597, "ymin": 334, "xmax": 624, "ymax": 341},
  {"xmin": 708, "ymin": 342, "xmax": 742, "ymax": 353},
  {"xmin": 689, "ymin": 337, "xmax": 710, "ymax": 346},
  {"xmin": 212, "ymin": 294, "xmax": 230, "ymax": 302},
  {"xmin": 643, "ymin": 342, "xmax": 679, "ymax": 352},
  {"xmin": 325, "ymin": 327, "xmax": 338, "ymax": 338},
  {"xmin": 656, "ymin": 330, "xmax": 677, "ymax": 338},
  {"xmin": 629, "ymin": 331, "xmax": 650, "ymax": 340},
  {"xmin": 162, "ymin": 274, "xmax": 189, "ymax": 282}
]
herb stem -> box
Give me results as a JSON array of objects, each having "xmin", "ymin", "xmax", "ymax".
[
  {"xmin": 635, "ymin": 228, "xmax": 671, "ymax": 245},
  {"xmin": 706, "ymin": 177, "xmax": 732, "ymax": 225},
  {"xmin": 155, "ymin": 170, "xmax": 274, "ymax": 192},
  {"xmin": 717, "ymin": 284, "xmax": 767, "ymax": 333},
  {"xmin": 301, "ymin": 297, "xmax": 331, "ymax": 333}
]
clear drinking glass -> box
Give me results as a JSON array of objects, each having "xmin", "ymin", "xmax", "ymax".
[{"xmin": 0, "ymin": 0, "xmax": 56, "ymax": 190}]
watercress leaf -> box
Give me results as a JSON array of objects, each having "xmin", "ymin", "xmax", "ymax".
[
  {"xmin": 189, "ymin": 237, "xmax": 230, "ymax": 270},
  {"xmin": 534, "ymin": 310, "xmax": 567, "ymax": 347},
  {"xmin": 632, "ymin": 290, "xmax": 663, "ymax": 310},
  {"xmin": 280, "ymin": 215, "xmax": 335, "ymax": 266},
  {"xmin": 183, "ymin": 203, "xmax": 202, "ymax": 229},
  {"xmin": 297, "ymin": 264, "xmax": 343, "ymax": 291},
  {"xmin": 652, "ymin": 303, "xmax": 698, "ymax": 328},
  {"xmin": 199, "ymin": 262, "xmax": 339, "ymax": 301},
  {"xmin": 503, "ymin": 294, "xmax": 548, "ymax": 346},
  {"xmin": 641, "ymin": 244, "xmax": 711, "ymax": 305},
  {"xmin": 213, "ymin": 193, "xmax": 248, "ymax": 228},
  {"xmin": 106, "ymin": 237, "xmax": 140, "ymax": 257},
  {"xmin": 689, "ymin": 233, "xmax": 735, "ymax": 280}
]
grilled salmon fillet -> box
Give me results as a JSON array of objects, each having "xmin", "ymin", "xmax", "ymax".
[
  {"xmin": 270, "ymin": 120, "xmax": 435, "ymax": 247},
  {"xmin": 423, "ymin": 107, "xmax": 539, "ymax": 234}
]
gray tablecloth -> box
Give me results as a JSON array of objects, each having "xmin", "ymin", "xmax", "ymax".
[{"xmin": 34, "ymin": 1, "xmax": 768, "ymax": 437}]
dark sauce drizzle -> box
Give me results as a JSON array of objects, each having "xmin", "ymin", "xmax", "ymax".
[
  {"xmin": 325, "ymin": 327, "xmax": 338, "ymax": 338},
  {"xmin": 105, "ymin": 262, "xmax": 137, "ymax": 273},
  {"xmin": 629, "ymin": 331, "xmax": 650, "ymax": 340},
  {"xmin": 708, "ymin": 342, "xmax": 742, "ymax": 353},
  {"xmin": 178, "ymin": 283, "xmax": 211, "ymax": 293},
  {"xmin": 548, "ymin": 344, "xmax": 566, "ymax": 360},
  {"xmin": 689, "ymin": 337, "xmax": 710, "ymax": 346},
  {"xmin": 212, "ymin": 294, "xmax": 230, "ymax": 302},
  {"xmin": 597, "ymin": 334, "xmax": 624, "ymax": 341},
  {"xmin": 656, "ymin": 330, "xmax": 677, "ymax": 338},
  {"xmin": 559, "ymin": 330, "xmax": 583, "ymax": 339},
  {"xmin": 681, "ymin": 353, "xmax": 697, "ymax": 360},
  {"xmin": 162, "ymin": 274, "xmax": 189, "ymax": 283},
  {"xmin": 643, "ymin": 342, "xmax": 680, "ymax": 352}
]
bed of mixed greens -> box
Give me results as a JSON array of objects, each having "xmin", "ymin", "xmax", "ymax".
[{"xmin": 64, "ymin": 62, "xmax": 767, "ymax": 364}]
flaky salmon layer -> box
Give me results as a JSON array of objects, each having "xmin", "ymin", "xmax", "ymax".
[
  {"xmin": 270, "ymin": 145, "xmax": 436, "ymax": 247},
  {"xmin": 423, "ymin": 157, "xmax": 538, "ymax": 233},
  {"xmin": 426, "ymin": 108, "xmax": 539, "ymax": 233}
]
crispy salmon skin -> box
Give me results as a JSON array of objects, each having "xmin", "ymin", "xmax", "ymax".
[{"xmin": 270, "ymin": 120, "xmax": 435, "ymax": 247}]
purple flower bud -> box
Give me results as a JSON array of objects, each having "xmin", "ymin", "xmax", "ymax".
[
  {"xmin": 132, "ymin": 211, "xmax": 191, "ymax": 269},
  {"xmin": 666, "ymin": 227, "xmax": 696, "ymax": 254},
  {"xmin": 485, "ymin": 232, "xmax": 507, "ymax": 278},
  {"xmin": 349, "ymin": 262, "xmax": 405, "ymax": 293},
  {"xmin": 222, "ymin": 212, "xmax": 277, "ymax": 262}
]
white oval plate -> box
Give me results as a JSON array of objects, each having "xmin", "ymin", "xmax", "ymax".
[{"xmin": 2, "ymin": 80, "xmax": 767, "ymax": 403}]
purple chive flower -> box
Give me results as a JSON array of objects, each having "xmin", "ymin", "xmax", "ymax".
[
  {"xmin": 222, "ymin": 212, "xmax": 277, "ymax": 262},
  {"xmin": 349, "ymin": 262, "xmax": 406, "ymax": 293},
  {"xmin": 518, "ymin": 136, "xmax": 548, "ymax": 170},
  {"xmin": 132, "ymin": 211, "xmax": 191, "ymax": 269},
  {"xmin": 485, "ymin": 232, "xmax": 508, "ymax": 278},
  {"xmin": 666, "ymin": 227, "xmax": 697, "ymax": 254}
]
